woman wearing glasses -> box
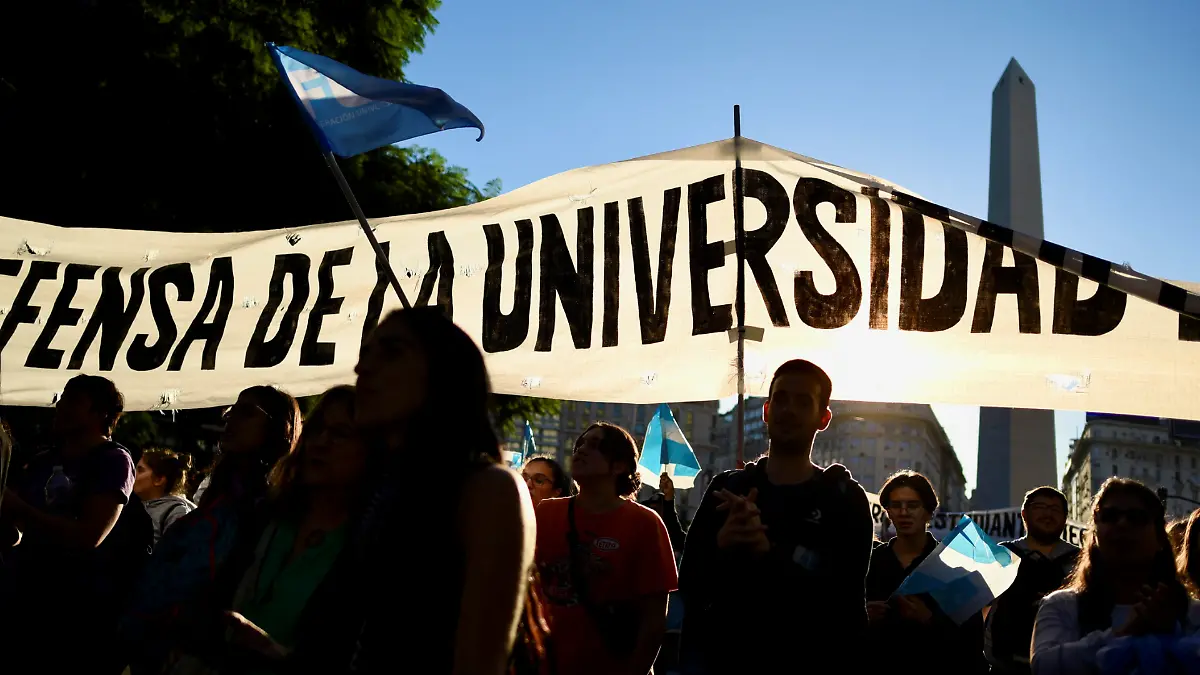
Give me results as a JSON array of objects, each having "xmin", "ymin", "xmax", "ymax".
[
  {"xmin": 522, "ymin": 456, "xmax": 573, "ymax": 507},
  {"xmin": 865, "ymin": 470, "xmax": 986, "ymax": 674},
  {"xmin": 1031, "ymin": 478, "xmax": 1198, "ymax": 675},
  {"xmin": 123, "ymin": 386, "xmax": 302, "ymax": 675}
]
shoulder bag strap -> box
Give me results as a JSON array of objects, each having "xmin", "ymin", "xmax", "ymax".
[{"xmin": 566, "ymin": 497, "xmax": 608, "ymax": 620}]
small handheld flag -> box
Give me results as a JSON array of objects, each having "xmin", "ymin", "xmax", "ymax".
[
  {"xmin": 893, "ymin": 516, "xmax": 1021, "ymax": 624},
  {"xmin": 637, "ymin": 404, "xmax": 702, "ymax": 489},
  {"xmin": 503, "ymin": 421, "xmax": 537, "ymax": 469},
  {"xmin": 267, "ymin": 43, "xmax": 484, "ymax": 158}
]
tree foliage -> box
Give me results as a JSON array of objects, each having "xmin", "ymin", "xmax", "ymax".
[
  {"xmin": 0, "ymin": 0, "xmax": 489, "ymax": 231},
  {"xmin": 0, "ymin": 0, "xmax": 554, "ymax": 440}
]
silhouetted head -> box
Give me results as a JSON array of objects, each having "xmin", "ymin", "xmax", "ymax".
[{"xmin": 764, "ymin": 360, "xmax": 832, "ymax": 453}]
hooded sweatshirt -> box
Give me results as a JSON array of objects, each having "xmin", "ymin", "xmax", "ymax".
[
  {"xmin": 144, "ymin": 494, "xmax": 196, "ymax": 545},
  {"xmin": 678, "ymin": 458, "xmax": 873, "ymax": 673}
]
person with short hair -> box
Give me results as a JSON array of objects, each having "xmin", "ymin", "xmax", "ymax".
[
  {"xmin": 679, "ymin": 359, "xmax": 873, "ymax": 673},
  {"xmin": 1, "ymin": 375, "xmax": 142, "ymax": 675},
  {"xmin": 134, "ymin": 448, "xmax": 196, "ymax": 545},
  {"xmin": 984, "ymin": 486, "xmax": 1081, "ymax": 675},
  {"xmin": 536, "ymin": 422, "xmax": 679, "ymax": 675},
  {"xmin": 867, "ymin": 470, "xmax": 986, "ymax": 674}
]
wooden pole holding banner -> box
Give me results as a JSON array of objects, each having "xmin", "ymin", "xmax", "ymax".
[
  {"xmin": 733, "ymin": 106, "xmax": 747, "ymax": 470},
  {"xmin": 321, "ymin": 151, "xmax": 412, "ymax": 310}
]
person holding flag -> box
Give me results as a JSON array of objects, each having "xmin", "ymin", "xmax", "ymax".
[{"xmin": 865, "ymin": 471, "xmax": 987, "ymax": 675}]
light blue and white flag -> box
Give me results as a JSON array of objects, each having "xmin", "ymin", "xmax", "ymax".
[
  {"xmin": 503, "ymin": 421, "xmax": 537, "ymax": 469},
  {"xmin": 267, "ymin": 43, "xmax": 484, "ymax": 158},
  {"xmin": 893, "ymin": 516, "xmax": 1021, "ymax": 624},
  {"xmin": 637, "ymin": 404, "xmax": 702, "ymax": 489}
]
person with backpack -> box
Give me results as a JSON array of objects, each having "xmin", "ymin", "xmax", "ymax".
[
  {"xmin": 984, "ymin": 487, "xmax": 1080, "ymax": 675},
  {"xmin": 0, "ymin": 375, "xmax": 150, "ymax": 675},
  {"xmin": 134, "ymin": 448, "xmax": 197, "ymax": 546},
  {"xmin": 536, "ymin": 422, "xmax": 678, "ymax": 675},
  {"xmin": 678, "ymin": 359, "xmax": 873, "ymax": 674}
]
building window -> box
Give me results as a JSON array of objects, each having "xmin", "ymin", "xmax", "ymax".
[{"xmin": 613, "ymin": 403, "xmax": 623, "ymax": 417}]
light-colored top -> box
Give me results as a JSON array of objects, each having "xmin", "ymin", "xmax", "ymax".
[{"xmin": 1030, "ymin": 589, "xmax": 1200, "ymax": 675}]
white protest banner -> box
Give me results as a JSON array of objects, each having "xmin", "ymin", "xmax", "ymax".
[
  {"xmin": 865, "ymin": 491, "xmax": 1090, "ymax": 546},
  {"xmin": 1, "ymin": 138, "xmax": 1198, "ymax": 411}
]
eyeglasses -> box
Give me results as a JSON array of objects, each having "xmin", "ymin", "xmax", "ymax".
[
  {"xmin": 886, "ymin": 500, "xmax": 925, "ymax": 513},
  {"xmin": 222, "ymin": 402, "xmax": 269, "ymax": 423},
  {"xmin": 524, "ymin": 473, "xmax": 551, "ymax": 488},
  {"xmin": 1096, "ymin": 507, "xmax": 1152, "ymax": 526}
]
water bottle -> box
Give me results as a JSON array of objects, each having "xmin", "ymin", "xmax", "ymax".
[{"xmin": 44, "ymin": 465, "xmax": 73, "ymax": 508}]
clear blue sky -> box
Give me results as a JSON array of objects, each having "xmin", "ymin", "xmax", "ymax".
[{"xmin": 401, "ymin": 1, "xmax": 1200, "ymax": 493}]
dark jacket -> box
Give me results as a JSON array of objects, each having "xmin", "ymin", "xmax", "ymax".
[
  {"xmin": 866, "ymin": 533, "xmax": 987, "ymax": 675},
  {"xmin": 641, "ymin": 493, "xmax": 686, "ymax": 553},
  {"xmin": 678, "ymin": 458, "xmax": 873, "ymax": 674},
  {"xmin": 984, "ymin": 537, "xmax": 1079, "ymax": 674}
]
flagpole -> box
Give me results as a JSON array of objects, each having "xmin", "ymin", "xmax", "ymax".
[
  {"xmin": 733, "ymin": 105, "xmax": 747, "ymax": 470},
  {"xmin": 321, "ymin": 151, "xmax": 412, "ymax": 310}
]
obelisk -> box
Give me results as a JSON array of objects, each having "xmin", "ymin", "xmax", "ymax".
[{"xmin": 974, "ymin": 59, "xmax": 1058, "ymax": 509}]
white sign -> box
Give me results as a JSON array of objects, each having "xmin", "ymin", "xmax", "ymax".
[
  {"xmin": 1, "ymin": 138, "xmax": 1198, "ymax": 412},
  {"xmin": 865, "ymin": 491, "xmax": 1090, "ymax": 546}
]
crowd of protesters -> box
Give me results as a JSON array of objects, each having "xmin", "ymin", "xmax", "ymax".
[{"xmin": 2, "ymin": 306, "xmax": 1200, "ymax": 674}]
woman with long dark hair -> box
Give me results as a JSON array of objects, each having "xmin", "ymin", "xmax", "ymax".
[
  {"xmin": 168, "ymin": 385, "xmax": 374, "ymax": 674},
  {"xmin": 291, "ymin": 307, "xmax": 542, "ymax": 675},
  {"xmin": 1031, "ymin": 478, "xmax": 1200, "ymax": 674},
  {"xmin": 123, "ymin": 386, "xmax": 302, "ymax": 674}
]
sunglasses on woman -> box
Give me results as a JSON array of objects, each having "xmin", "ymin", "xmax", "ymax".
[{"xmin": 1096, "ymin": 507, "xmax": 1152, "ymax": 526}]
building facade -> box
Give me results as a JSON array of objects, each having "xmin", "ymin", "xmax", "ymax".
[
  {"xmin": 715, "ymin": 399, "xmax": 968, "ymax": 510},
  {"xmin": 1062, "ymin": 413, "xmax": 1200, "ymax": 522},
  {"xmin": 505, "ymin": 400, "xmax": 721, "ymax": 472}
]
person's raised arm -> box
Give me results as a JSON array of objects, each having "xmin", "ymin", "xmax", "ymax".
[{"xmin": 453, "ymin": 464, "xmax": 536, "ymax": 675}]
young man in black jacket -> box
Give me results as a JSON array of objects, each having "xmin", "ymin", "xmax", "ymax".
[
  {"xmin": 984, "ymin": 486, "xmax": 1080, "ymax": 675},
  {"xmin": 678, "ymin": 360, "xmax": 873, "ymax": 674}
]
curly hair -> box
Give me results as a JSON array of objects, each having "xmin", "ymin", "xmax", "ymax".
[
  {"xmin": 575, "ymin": 422, "xmax": 641, "ymax": 498},
  {"xmin": 1180, "ymin": 508, "xmax": 1200, "ymax": 597}
]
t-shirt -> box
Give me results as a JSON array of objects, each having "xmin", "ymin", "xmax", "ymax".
[
  {"xmin": 233, "ymin": 519, "xmax": 348, "ymax": 668},
  {"xmin": 1, "ymin": 442, "xmax": 136, "ymax": 674},
  {"xmin": 535, "ymin": 497, "xmax": 678, "ymax": 675},
  {"xmin": 9, "ymin": 442, "xmax": 135, "ymax": 595}
]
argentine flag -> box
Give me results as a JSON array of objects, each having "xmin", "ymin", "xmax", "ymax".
[
  {"xmin": 637, "ymin": 404, "xmax": 702, "ymax": 489},
  {"xmin": 267, "ymin": 43, "xmax": 484, "ymax": 158},
  {"xmin": 503, "ymin": 422, "xmax": 537, "ymax": 469},
  {"xmin": 894, "ymin": 516, "xmax": 1021, "ymax": 624}
]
